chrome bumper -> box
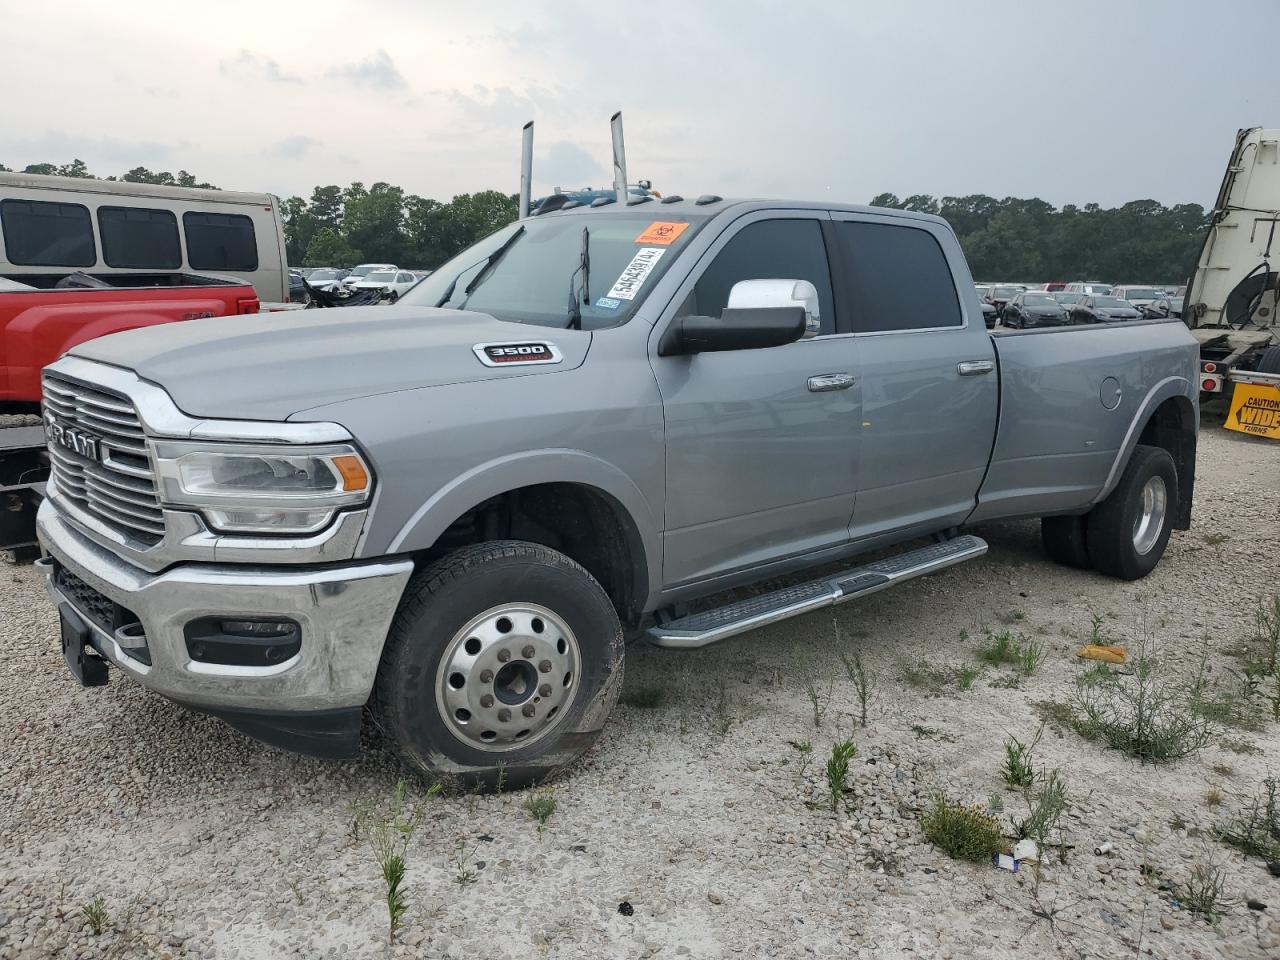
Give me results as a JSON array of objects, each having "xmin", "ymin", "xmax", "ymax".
[{"xmin": 37, "ymin": 498, "xmax": 413, "ymax": 713}]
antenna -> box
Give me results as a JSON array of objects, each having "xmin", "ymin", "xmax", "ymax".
[
  {"xmin": 610, "ymin": 111, "xmax": 628, "ymax": 205},
  {"xmin": 519, "ymin": 121, "xmax": 534, "ymax": 219}
]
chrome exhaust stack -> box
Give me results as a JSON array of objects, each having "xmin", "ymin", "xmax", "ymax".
[
  {"xmin": 518, "ymin": 121, "xmax": 534, "ymax": 219},
  {"xmin": 610, "ymin": 111, "xmax": 628, "ymax": 204}
]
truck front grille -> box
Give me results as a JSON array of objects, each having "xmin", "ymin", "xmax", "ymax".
[{"xmin": 42, "ymin": 374, "xmax": 165, "ymax": 545}]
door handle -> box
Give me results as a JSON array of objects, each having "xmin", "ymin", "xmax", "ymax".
[
  {"xmin": 956, "ymin": 360, "xmax": 994, "ymax": 376},
  {"xmin": 807, "ymin": 373, "xmax": 855, "ymax": 392}
]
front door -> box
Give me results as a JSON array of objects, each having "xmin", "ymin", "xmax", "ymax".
[{"xmin": 650, "ymin": 212, "xmax": 861, "ymax": 587}]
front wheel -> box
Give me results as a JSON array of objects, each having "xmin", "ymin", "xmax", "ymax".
[
  {"xmin": 1086, "ymin": 445, "xmax": 1178, "ymax": 580},
  {"xmin": 373, "ymin": 541, "xmax": 624, "ymax": 790}
]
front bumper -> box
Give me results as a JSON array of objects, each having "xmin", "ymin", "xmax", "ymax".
[{"xmin": 37, "ymin": 498, "xmax": 413, "ymax": 751}]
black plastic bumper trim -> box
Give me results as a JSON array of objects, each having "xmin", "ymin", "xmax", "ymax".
[{"xmin": 174, "ymin": 701, "xmax": 363, "ymax": 760}]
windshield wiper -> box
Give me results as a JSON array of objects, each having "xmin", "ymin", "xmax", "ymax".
[
  {"xmin": 455, "ymin": 225, "xmax": 525, "ymax": 309},
  {"xmin": 565, "ymin": 226, "xmax": 590, "ymax": 330}
]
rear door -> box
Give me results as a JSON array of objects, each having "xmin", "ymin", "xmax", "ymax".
[{"xmin": 826, "ymin": 215, "xmax": 999, "ymax": 543}]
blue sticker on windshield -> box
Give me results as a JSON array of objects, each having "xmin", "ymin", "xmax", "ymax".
[{"xmin": 595, "ymin": 297, "xmax": 621, "ymax": 310}]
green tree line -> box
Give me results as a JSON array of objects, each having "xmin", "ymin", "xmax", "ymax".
[
  {"xmin": 868, "ymin": 193, "xmax": 1208, "ymax": 283},
  {"xmin": 1, "ymin": 158, "xmax": 1207, "ymax": 279}
]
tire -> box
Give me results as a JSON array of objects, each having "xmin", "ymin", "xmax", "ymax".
[
  {"xmin": 1258, "ymin": 345, "xmax": 1280, "ymax": 374},
  {"xmin": 373, "ymin": 541, "xmax": 624, "ymax": 790},
  {"xmin": 1041, "ymin": 514, "xmax": 1091, "ymax": 569},
  {"xmin": 1086, "ymin": 445, "xmax": 1178, "ymax": 580}
]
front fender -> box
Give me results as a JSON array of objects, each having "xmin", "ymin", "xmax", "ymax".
[{"xmin": 381, "ymin": 448, "xmax": 662, "ymax": 607}]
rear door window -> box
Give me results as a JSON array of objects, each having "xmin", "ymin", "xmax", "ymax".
[
  {"xmin": 183, "ymin": 212, "xmax": 258, "ymax": 271},
  {"xmin": 682, "ymin": 218, "xmax": 836, "ymax": 335},
  {"xmin": 97, "ymin": 206, "xmax": 182, "ymax": 269},
  {"xmin": 831, "ymin": 220, "xmax": 963, "ymax": 332},
  {"xmin": 0, "ymin": 199, "xmax": 96, "ymax": 267}
]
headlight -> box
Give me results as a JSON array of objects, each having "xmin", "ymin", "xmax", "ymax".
[{"xmin": 153, "ymin": 441, "xmax": 372, "ymax": 535}]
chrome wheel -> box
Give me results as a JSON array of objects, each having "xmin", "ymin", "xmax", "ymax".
[
  {"xmin": 1131, "ymin": 475, "xmax": 1167, "ymax": 555},
  {"xmin": 436, "ymin": 603, "xmax": 580, "ymax": 752}
]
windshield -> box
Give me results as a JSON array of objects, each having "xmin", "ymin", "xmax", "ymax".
[
  {"xmin": 1122, "ymin": 288, "xmax": 1161, "ymax": 300},
  {"xmin": 349, "ymin": 265, "xmax": 378, "ymax": 278},
  {"xmin": 1055, "ymin": 292, "xmax": 1083, "ymax": 304},
  {"xmin": 401, "ymin": 212, "xmax": 707, "ymax": 329},
  {"xmin": 366, "ymin": 271, "xmax": 396, "ymax": 281},
  {"xmin": 994, "ymin": 286, "xmax": 1020, "ymax": 298},
  {"xmin": 310, "ymin": 269, "xmax": 339, "ymax": 280},
  {"xmin": 974, "ymin": 286, "xmax": 990, "ymax": 297},
  {"xmin": 1092, "ymin": 297, "xmax": 1129, "ymax": 309},
  {"xmin": 1024, "ymin": 294, "xmax": 1057, "ymax": 307}
]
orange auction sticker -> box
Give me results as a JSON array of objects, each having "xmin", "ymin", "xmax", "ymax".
[{"xmin": 635, "ymin": 221, "xmax": 689, "ymax": 245}]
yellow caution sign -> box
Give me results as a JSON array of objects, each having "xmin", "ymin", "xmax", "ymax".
[{"xmin": 1225, "ymin": 381, "xmax": 1280, "ymax": 440}]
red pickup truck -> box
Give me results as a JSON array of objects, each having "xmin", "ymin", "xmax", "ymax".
[
  {"xmin": 0, "ymin": 273, "xmax": 260, "ymax": 558},
  {"xmin": 1, "ymin": 273, "xmax": 260, "ymax": 410}
]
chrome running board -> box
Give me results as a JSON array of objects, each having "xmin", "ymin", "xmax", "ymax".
[{"xmin": 646, "ymin": 534, "xmax": 987, "ymax": 649}]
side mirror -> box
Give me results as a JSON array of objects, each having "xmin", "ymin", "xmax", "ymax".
[
  {"xmin": 659, "ymin": 305, "xmax": 807, "ymax": 356},
  {"xmin": 727, "ymin": 279, "xmax": 822, "ymax": 338}
]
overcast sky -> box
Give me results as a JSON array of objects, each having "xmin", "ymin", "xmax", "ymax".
[{"xmin": 1, "ymin": 0, "xmax": 1273, "ymax": 208}]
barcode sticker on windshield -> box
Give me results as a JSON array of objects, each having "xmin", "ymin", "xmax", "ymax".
[{"xmin": 607, "ymin": 247, "xmax": 665, "ymax": 301}]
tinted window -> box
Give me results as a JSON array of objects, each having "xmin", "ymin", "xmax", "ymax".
[
  {"xmin": 97, "ymin": 207, "xmax": 181, "ymax": 269},
  {"xmin": 682, "ymin": 219, "xmax": 835, "ymax": 335},
  {"xmin": 183, "ymin": 212, "xmax": 258, "ymax": 271},
  {"xmin": 0, "ymin": 199, "xmax": 95, "ymax": 266},
  {"xmin": 833, "ymin": 221, "xmax": 963, "ymax": 331}
]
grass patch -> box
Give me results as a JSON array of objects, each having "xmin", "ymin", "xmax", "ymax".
[
  {"xmin": 836, "ymin": 624, "xmax": 877, "ymax": 727},
  {"xmin": 1074, "ymin": 651, "xmax": 1212, "ymax": 763},
  {"xmin": 1212, "ymin": 777, "xmax": 1280, "ymax": 861},
  {"xmin": 1177, "ymin": 858, "xmax": 1234, "ymax": 924},
  {"xmin": 825, "ymin": 739, "xmax": 857, "ymax": 813},
  {"xmin": 80, "ymin": 896, "xmax": 109, "ymax": 935},
  {"xmin": 1032, "ymin": 699, "xmax": 1080, "ymax": 735},
  {"xmin": 353, "ymin": 780, "xmax": 420, "ymax": 942},
  {"xmin": 1001, "ymin": 727, "xmax": 1041, "ymax": 789},
  {"xmin": 977, "ymin": 630, "xmax": 1046, "ymax": 676},
  {"xmin": 922, "ymin": 794, "xmax": 1004, "ymax": 862},
  {"xmin": 956, "ymin": 665, "xmax": 980, "ymax": 692},
  {"xmin": 524, "ymin": 789, "xmax": 557, "ymax": 833}
]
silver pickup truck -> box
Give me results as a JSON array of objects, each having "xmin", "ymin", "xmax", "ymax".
[{"xmin": 35, "ymin": 197, "xmax": 1199, "ymax": 787}]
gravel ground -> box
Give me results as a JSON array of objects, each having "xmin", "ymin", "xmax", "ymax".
[{"xmin": 1, "ymin": 421, "xmax": 1277, "ymax": 960}]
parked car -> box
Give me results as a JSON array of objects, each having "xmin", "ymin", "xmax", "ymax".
[
  {"xmin": 1070, "ymin": 295, "xmax": 1144, "ymax": 324},
  {"xmin": 35, "ymin": 197, "xmax": 1198, "ymax": 786},
  {"xmin": 1, "ymin": 273, "xmax": 260, "ymax": 555},
  {"xmin": 1001, "ymin": 292, "xmax": 1070, "ymax": 328},
  {"xmin": 350, "ymin": 269, "xmax": 420, "ymax": 300},
  {"xmin": 1051, "ymin": 291, "xmax": 1086, "ymax": 313},
  {"xmin": 1041, "ymin": 281, "xmax": 1068, "ymax": 292},
  {"xmin": 303, "ymin": 268, "xmax": 350, "ymax": 293},
  {"xmin": 985, "ymin": 284, "xmax": 1024, "ymax": 317},
  {"xmin": 1144, "ymin": 296, "xmax": 1184, "ymax": 319},
  {"xmin": 287, "ymin": 270, "xmax": 309, "ymax": 304},
  {"xmin": 1113, "ymin": 286, "xmax": 1164, "ymax": 311},
  {"xmin": 342, "ymin": 263, "xmax": 398, "ymax": 288},
  {"xmin": 1064, "ymin": 281, "xmax": 1114, "ymax": 295}
]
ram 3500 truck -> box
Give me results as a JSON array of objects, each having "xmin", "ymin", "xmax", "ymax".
[{"xmin": 35, "ymin": 199, "xmax": 1199, "ymax": 787}]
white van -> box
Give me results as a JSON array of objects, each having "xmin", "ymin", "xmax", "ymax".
[{"xmin": 0, "ymin": 172, "xmax": 288, "ymax": 302}]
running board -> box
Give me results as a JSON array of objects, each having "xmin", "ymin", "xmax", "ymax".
[{"xmin": 647, "ymin": 535, "xmax": 987, "ymax": 649}]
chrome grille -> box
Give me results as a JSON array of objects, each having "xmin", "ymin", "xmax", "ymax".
[{"xmin": 42, "ymin": 374, "xmax": 164, "ymax": 545}]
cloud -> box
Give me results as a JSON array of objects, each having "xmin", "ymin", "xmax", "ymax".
[
  {"xmin": 539, "ymin": 141, "xmax": 606, "ymax": 189},
  {"xmin": 326, "ymin": 50, "xmax": 406, "ymax": 90},
  {"xmin": 271, "ymin": 135, "xmax": 319, "ymax": 159},
  {"xmin": 219, "ymin": 50, "xmax": 301, "ymax": 85}
]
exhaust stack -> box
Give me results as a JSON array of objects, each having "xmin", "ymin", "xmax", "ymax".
[
  {"xmin": 610, "ymin": 111, "xmax": 628, "ymax": 205},
  {"xmin": 518, "ymin": 121, "xmax": 534, "ymax": 219}
]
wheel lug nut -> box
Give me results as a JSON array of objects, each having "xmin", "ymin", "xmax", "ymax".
[
  {"xmin": 497, "ymin": 649, "xmax": 511, "ymax": 663},
  {"xmin": 522, "ymin": 704, "xmax": 536, "ymax": 718},
  {"xmin": 479, "ymin": 669, "xmax": 494, "ymax": 683},
  {"xmin": 498, "ymin": 708, "xmax": 511, "ymax": 722},
  {"xmin": 522, "ymin": 644, "xmax": 536, "ymax": 658},
  {"xmin": 539, "ymin": 684, "xmax": 552, "ymax": 698},
  {"xmin": 538, "ymin": 659, "xmax": 552, "ymax": 673},
  {"xmin": 480, "ymin": 694, "xmax": 494, "ymax": 708}
]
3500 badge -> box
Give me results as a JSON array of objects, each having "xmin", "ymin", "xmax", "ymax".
[{"xmin": 473, "ymin": 342, "xmax": 564, "ymax": 367}]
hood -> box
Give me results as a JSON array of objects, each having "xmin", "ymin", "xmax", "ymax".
[{"xmin": 69, "ymin": 306, "xmax": 591, "ymax": 421}]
